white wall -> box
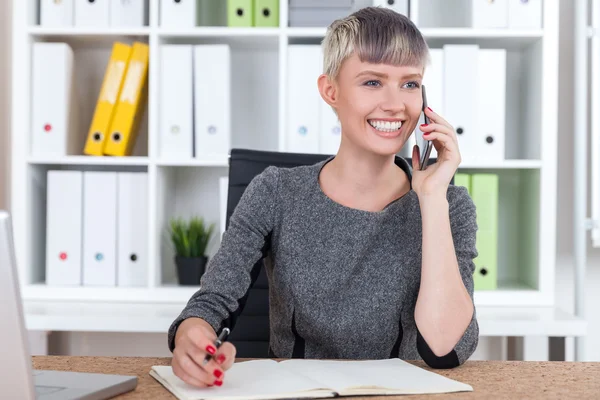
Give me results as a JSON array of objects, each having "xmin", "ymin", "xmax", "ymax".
[
  {"xmin": 0, "ymin": 0, "xmax": 11, "ymax": 210},
  {"xmin": 9, "ymin": 0, "xmax": 600, "ymax": 360}
]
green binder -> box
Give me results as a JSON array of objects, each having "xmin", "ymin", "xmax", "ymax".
[
  {"xmin": 453, "ymin": 173, "xmax": 471, "ymax": 195},
  {"xmin": 254, "ymin": 0, "xmax": 279, "ymax": 27},
  {"xmin": 228, "ymin": 0, "xmax": 253, "ymax": 27},
  {"xmin": 471, "ymin": 174, "xmax": 499, "ymax": 291},
  {"xmin": 197, "ymin": 0, "xmax": 227, "ymax": 26}
]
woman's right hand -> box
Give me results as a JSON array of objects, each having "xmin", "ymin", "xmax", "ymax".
[{"xmin": 171, "ymin": 317, "xmax": 237, "ymax": 387}]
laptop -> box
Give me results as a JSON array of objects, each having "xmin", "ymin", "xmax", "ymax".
[{"xmin": 0, "ymin": 211, "xmax": 138, "ymax": 399}]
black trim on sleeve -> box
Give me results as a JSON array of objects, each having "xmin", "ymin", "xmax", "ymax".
[
  {"xmin": 416, "ymin": 328, "xmax": 460, "ymax": 369},
  {"xmin": 389, "ymin": 316, "xmax": 404, "ymax": 358},
  {"xmin": 291, "ymin": 311, "xmax": 305, "ymax": 358}
]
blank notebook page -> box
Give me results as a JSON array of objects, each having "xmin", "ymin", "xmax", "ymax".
[
  {"xmin": 150, "ymin": 360, "xmax": 334, "ymax": 400},
  {"xmin": 279, "ymin": 358, "xmax": 473, "ymax": 394}
]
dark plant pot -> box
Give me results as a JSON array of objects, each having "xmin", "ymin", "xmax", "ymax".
[{"xmin": 175, "ymin": 255, "xmax": 208, "ymax": 286}]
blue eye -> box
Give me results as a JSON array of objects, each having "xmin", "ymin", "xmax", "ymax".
[
  {"xmin": 364, "ymin": 80, "xmax": 381, "ymax": 87},
  {"xmin": 403, "ymin": 81, "xmax": 420, "ymax": 89}
]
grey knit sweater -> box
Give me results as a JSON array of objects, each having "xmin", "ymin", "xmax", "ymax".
[{"xmin": 168, "ymin": 156, "xmax": 479, "ymax": 369}]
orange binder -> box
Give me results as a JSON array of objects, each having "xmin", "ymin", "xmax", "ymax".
[
  {"xmin": 83, "ymin": 42, "xmax": 132, "ymax": 156},
  {"xmin": 103, "ymin": 42, "xmax": 149, "ymax": 157}
]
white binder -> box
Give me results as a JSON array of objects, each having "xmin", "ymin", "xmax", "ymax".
[
  {"xmin": 443, "ymin": 45, "xmax": 479, "ymax": 163},
  {"xmin": 372, "ymin": 0, "xmax": 409, "ymax": 16},
  {"xmin": 159, "ymin": 45, "xmax": 194, "ymax": 160},
  {"xmin": 110, "ymin": 0, "xmax": 146, "ymax": 27},
  {"xmin": 46, "ymin": 171, "xmax": 83, "ymax": 286},
  {"xmin": 475, "ymin": 49, "xmax": 506, "ymax": 162},
  {"xmin": 287, "ymin": 45, "xmax": 321, "ymax": 153},
  {"xmin": 319, "ymin": 101, "xmax": 341, "ymax": 155},
  {"xmin": 420, "ymin": 48, "xmax": 444, "ymax": 160},
  {"xmin": 219, "ymin": 176, "xmax": 229, "ymax": 240},
  {"xmin": 117, "ymin": 172, "xmax": 148, "ymax": 287},
  {"xmin": 74, "ymin": 0, "xmax": 110, "ymax": 26},
  {"xmin": 471, "ymin": 0, "xmax": 508, "ymax": 28},
  {"xmin": 161, "ymin": 0, "xmax": 196, "ymax": 28},
  {"xmin": 508, "ymin": 0, "xmax": 542, "ymax": 29},
  {"xmin": 31, "ymin": 43, "xmax": 78, "ymax": 158},
  {"xmin": 82, "ymin": 172, "xmax": 117, "ymax": 287},
  {"xmin": 40, "ymin": 0, "xmax": 74, "ymax": 26},
  {"xmin": 194, "ymin": 45, "xmax": 231, "ymax": 160}
]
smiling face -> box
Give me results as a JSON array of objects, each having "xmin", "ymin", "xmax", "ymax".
[
  {"xmin": 329, "ymin": 54, "xmax": 423, "ymax": 156},
  {"xmin": 319, "ymin": 7, "xmax": 430, "ymax": 158}
]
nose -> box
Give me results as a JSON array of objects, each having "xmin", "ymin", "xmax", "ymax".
[{"xmin": 379, "ymin": 87, "xmax": 407, "ymax": 115}]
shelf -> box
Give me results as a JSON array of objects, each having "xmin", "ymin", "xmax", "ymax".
[
  {"xmin": 155, "ymin": 157, "xmax": 229, "ymax": 167},
  {"xmin": 21, "ymin": 284, "xmax": 200, "ymax": 304},
  {"xmin": 27, "ymin": 26, "xmax": 151, "ymax": 37},
  {"xmin": 458, "ymin": 160, "xmax": 543, "ymax": 169},
  {"xmin": 27, "ymin": 156, "xmax": 150, "ymax": 167},
  {"xmin": 22, "ymin": 300, "xmax": 585, "ymax": 337},
  {"xmin": 158, "ymin": 27, "xmax": 280, "ymax": 38}
]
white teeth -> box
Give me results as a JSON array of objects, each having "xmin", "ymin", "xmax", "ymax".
[{"xmin": 368, "ymin": 120, "xmax": 402, "ymax": 132}]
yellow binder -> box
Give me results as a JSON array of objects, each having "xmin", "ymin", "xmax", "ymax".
[
  {"xmin": 83, "ymin": 42, "xmax": 132, "ymax": 156},
  {"xmin": 103, "ymin": 42, "xmax": 149, "ymax": 157}
]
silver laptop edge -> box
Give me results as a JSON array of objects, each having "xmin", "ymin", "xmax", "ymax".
[{"xmin": 0, "ymin": 211, "xmax": 138, "ymax": 400}]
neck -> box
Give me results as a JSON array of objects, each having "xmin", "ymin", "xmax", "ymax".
[{"xmin": 328, "ymin": 141, "xmax": 404, "ymax": 193}]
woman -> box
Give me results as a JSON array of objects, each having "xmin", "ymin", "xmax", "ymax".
[{"xmin": 168, "ymin": 6, "xmax": 479, "ymax": 388}]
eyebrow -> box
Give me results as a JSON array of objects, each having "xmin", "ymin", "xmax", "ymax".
[{"xmin": 355, "ymin": 70, "xmax": 423, "ymax": 80}]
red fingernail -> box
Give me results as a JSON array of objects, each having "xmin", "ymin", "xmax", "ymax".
[
  {"xmin": 423, "ymin": 132, "xmax": 431, "ymax": 136},
  {"xmin": 420, "ymin": 124, "xmax": 428, "ymax": 127},
  {"xmin": 215, "ymin": 380, "xmax": 223, "ymax": 386},
  {"xmin": 427, "ymin": 107, "xmax": 433, "ymax": 112},
  {"xmin": 206, "ymin": 345, "xmax": 216, "ymax": 355},
  {"xmin": 217, "ymin": 354, "xmax": 226, "ymax": 364},
  {"xmin": 213, "ymin": 369, "xmax": 223, "ymax": 378}
]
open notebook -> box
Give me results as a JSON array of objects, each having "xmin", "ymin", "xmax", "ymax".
[{"xmin": 149, "ymin": 358, "xmax": 473, "ymax": 400}]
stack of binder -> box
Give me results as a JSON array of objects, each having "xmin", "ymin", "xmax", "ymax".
[
  {"xmin": 45, "ymin": 170, "xmax": 149, "ymax": 287},
  {"xmin": 160, "ymin": 0, "xmax": 279, "ymax": 28},
  {"xmin": 40, "ymin": 0, "xmax": 147, "ymax": 27},
  {"xmin": 471, "ymin": 0, "xmax": 542, "ymax": 29},
  {"xmin": 454, "ymin": 173, "xmax": 499, "ymax": 291},
  {"xmin": 83, "ymin": 41, "xmax": 149, "ymax": 157},
  {"xmin": 286, "ymin": 45, "xmax": 341, "ymax": 155},
  {"xmin": 158, "ymin": 44, "xmax": 231, "ymax": 160},
  {"xmin": 288, "ymin": 0, "xmax": 353, "ymax": 27}
]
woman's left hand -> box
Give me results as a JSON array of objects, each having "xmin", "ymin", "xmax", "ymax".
[{"xmin": 411, "ymin": 107, "xmax": 461, "ymax": 198}]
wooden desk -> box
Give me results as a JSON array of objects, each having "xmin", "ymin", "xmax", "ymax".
[{"xmin": 32, "ymin": 356, "xmax": 600, "ymax": 399}]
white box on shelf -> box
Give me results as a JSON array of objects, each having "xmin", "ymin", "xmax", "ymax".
[
  {"xmin": 160, "ymin": 0, "xmax": 196, "ymax": 28},
  {"xmin": 82, "ymin": 172, "xmax": 118, "ymax": 287},
  {"xmin": 110, "ymin": 0, "xmax": 146, "ymax": 27},
  {"xmin": 443, "ymin": 44, "xmax": 479, "ymax": 163},
  {"xmin": 74, "ymin": 0, "xmax": 110, "ymax": 27},
  {"xmin": 287, "ymin": 45, "xmax": 321, "ymax": 153},
  {"xmin": 372, "ymin": 0, "xmax": 409, "ymax": 17},
  {"xmin": 471, "ymin": 0, "xmax": 508, "ymax": 29},
  {"xmin": 508, "ymin": 0, "xmax": 542, "ymax": 29},
  {"xmin": 159, "ymin": 45, "xmax": 194, "ymax": 160},
  {"xmin": 475, "ymin": 49, "xmax": 506, "ymax": 162},
  {"xmin": 40, "ymin": 0, "xmax": 74, "ymax": 26},
  {"xmin": 45, "ymin": 171, "xmax": 83, "ymax": 286},
  {"xmin": 117, "ymin": 172, "xmax": 148, "ymax": 287},
  {"xmin": 31, "ymin": 43, "xmax": 78, "ymax": 158},
  {"xmin": 193, "ymin": 45, "xmax": 231, "ymax": 159},
  {"xmin": 318, "ymin": 100, "xmax": 341, "ymax": 155}
]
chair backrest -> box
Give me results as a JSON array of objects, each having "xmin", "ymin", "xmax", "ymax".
[{"xmin": 224, "ymin": 148, "xmax": 442, "ymax": 358}]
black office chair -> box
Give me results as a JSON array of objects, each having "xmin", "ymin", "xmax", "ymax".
[{"xmin": 223, "ymin": 148, "xmax": 444, "ymax": 358}]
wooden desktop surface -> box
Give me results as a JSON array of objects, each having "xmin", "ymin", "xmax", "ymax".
[{"xmin": 32, "ymin": 356, "xmax": 600, "ymax": 399}]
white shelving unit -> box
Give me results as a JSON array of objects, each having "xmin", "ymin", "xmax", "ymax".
[{"xmin": 10, "ymin": 0, "xmax": 586, "ymax": 357}]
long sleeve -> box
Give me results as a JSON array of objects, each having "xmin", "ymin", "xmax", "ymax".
[
  {"xmin": 167, "ymin": 166, "xmax": 281, "ymax": 352},
  {"xmin": 416, "ymin": 185, "xmax": 480, "ymax": 368}
]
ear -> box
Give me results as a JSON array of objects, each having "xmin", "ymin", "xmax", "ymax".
[{"xmin": 318, "ymin": 74, "xmax": 338, "ymax": 109}]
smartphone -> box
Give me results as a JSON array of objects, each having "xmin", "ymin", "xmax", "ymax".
[{"xmin": 418, "ymin": 85, "xmax": 433, "ymax": 171}]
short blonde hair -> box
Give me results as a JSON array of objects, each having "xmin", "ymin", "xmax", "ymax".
[{"xmin": 322, "ymin": 7, "xmax": 430, "ymax": 80}]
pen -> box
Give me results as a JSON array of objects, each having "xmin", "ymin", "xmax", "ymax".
[{"xmin": 202, "ymin": 327, "xmax": 230, "ymax": 366}]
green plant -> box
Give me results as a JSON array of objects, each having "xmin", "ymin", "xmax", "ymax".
[{"xmin": 168, "ymin": 216, "xmax": 215, "ymax": 258}]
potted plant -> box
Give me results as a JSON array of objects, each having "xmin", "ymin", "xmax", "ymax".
[{"xmin": 168, "ymin": 216, "xmax": 215, "ymax": 286}]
